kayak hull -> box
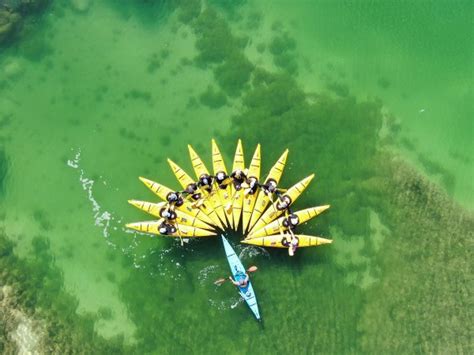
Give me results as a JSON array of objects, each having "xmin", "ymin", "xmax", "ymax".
[
  {"xmin": 222, "ymin": 235, "xmax": 261, "ymax": 321},
  {"xmin": 187, "ymin": 145, "xmax": 226, "ymax": 230},
  {"xmin": 250, "ymin": 174, "xmax": 315, "ymax": 233},
  {"xmin": 231, "ymin": 140, "xmax": 245, "ymax": 230},
  {"xmin": 247, "ymin": 205, "xmax": 330, "ymax": 239},
  {"xmin": 211, "ymin": 139, "xmax": 232, "ymax": 228},
  {"xmin": 242, "ymin": 144, "xmax": 261, "ymax": 233},
  {"xmin": 247, "ymin": 149, "xmax": 289, "ymax": 232},
  {"xmin": 242, "ymin": 234, "xmax": 332, "ymax": 248},
  {"xmin": 126, "ymin": 220, "xmax": 217, "ymax": 237},
  {"xmin": 128, "ymin": 199, "xmax": 214, "ymax": 230}
]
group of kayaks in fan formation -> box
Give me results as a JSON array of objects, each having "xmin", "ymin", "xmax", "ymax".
[{"xmin": 126, "ymin": 139, "xmax": 332, "ymax": 320}]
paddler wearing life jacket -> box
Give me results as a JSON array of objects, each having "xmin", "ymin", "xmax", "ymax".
[
  {"xmin": 244, "ymin": 176, "xmax": 259, "ymax": 196},
  {"xmin": 198, "ymin": 173, "xmax": 213, "ymax": 193},
  {"xmin": 214, "ymin": 171, "xmax": 229, "ymax": 189},
  {"xmin": 261, "ymin": 178, "xmax": 278, "ymax": 196},
  {"xmin": 273, "ymin": 192, "xmax": 300, "ymax": 256},
  {"xmin": 224, "ymin": 169, "xmax": 248, "ymax": 212},
  {"xmin": 231, "ymin": 169, "xmax": 247, "ymax": 191},
  {"xmin": 165, "ymin": 191, "xmax": 184, "ymax": 210},
  {"xmin": 157, "ymin": 221, "xmax": 177, "ymax": 235},
  {"xmin": 282, "ymin": 212, "xmax": 300, "ymax": 256},
  {"xmin": 184, "ymin": 182, "xmax": 201, "ymax": 201},
  {"xmin": 161, "ymin": 193, "xmax": 186, "ymax": 244},
  {"xmin": 229, "ymin": 272, "xmax": 249, "ymax": 287},
  {"xmin": 159, "ymin": 206, "xmax": 177, "ymax": 221}
]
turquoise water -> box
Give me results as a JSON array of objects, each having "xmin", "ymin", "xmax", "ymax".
[{"xmin": 0, "ymin": 1, "xmax": 472, "ymax": 353}]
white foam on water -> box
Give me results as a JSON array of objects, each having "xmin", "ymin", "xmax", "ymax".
[
  {"xmin": 197, "ymin": 264, "xmax": 219, "ymax": 285},
  {"xmin": 230, "ymin": 298, "xmax": 244, "ymax": 309},
  {"xmin": 208, "ymin": 295, "xmax": 243, "ymax": 311},
  {"xmin": 239, "ymin": 245, "xmax": 270, "ymax": 260},
  {"xmin": 67, "ymin": 150, "xmax": 201, "ymax": 281},
  {"xmin": 67, "ymin": 149, "xmax": 116, "ymax": 247}
]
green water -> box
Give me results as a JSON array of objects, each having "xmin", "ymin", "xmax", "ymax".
[{"xmin": 0, "ymin": 1, "xmax": 472, "ymax": 353}]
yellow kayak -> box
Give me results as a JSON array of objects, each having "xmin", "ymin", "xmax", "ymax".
[
  {"xmin": 230, "ymin": 139, "xmax": 245, "ymax": 230},
  {"xmin": 247, "ymin": 149, "xmax": 289, "ymax": 232},
  {"xmin": 242, "ymin": 144, "xmax": 261, "ymax": 233},
  {"xmin": 250, "ymin": 174, "xmax": 315, "ymax": 233},
  {"xmin": 187, "ymin": 145, "xmax": 226, "ymax": 229},
  {"xmin": 128, "ymin": 199, "xmax": 214, "ymax": 230},
  {"xmin": 126, "ymin": 139, "xmax": 331, "ymax": 248},
  {"xmin": 211, "ymin": 139, "xmax": 231, "ymax": 228},
  {"xmin": 241, "ymin": 234, "xmax": 332, "ymax": 248},
  {"xmin": 247, "ymin": 205, "xmax": 330, "ymax": 239},
  {"xmin": 167, "ymin": 158, "xmax": 224, "ymax": 230},
  {"xmin": 138, "ymin": 176, "xmax": 215, "ymax": 226},
  {"xmin": 126, "ymin": 220, "xmax": 217, "ymax": 237}
]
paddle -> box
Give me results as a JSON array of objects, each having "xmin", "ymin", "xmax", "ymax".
[{"xmin": 214, "ymin": 266, "xmax": 258, "ymax": 286}]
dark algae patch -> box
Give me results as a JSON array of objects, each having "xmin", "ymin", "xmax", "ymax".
[
  {"xmin": 188, "ymin": 6, "xmax": 254, "ymax": 96},
  {"xmin": 269, "ymin": 32, "xmax": 298, "ymax": 74},
  {"xmin": 199, "ymin": 85, "xmax": 227, "ymax": 109},
  {"xmin": 0, "ymin": 148, "xmax": 7, "ymax": 196},
  {"xmin": 358, "ymin": 161, "xmax": 473, "ymax": 353},
  {"xmin": 0, "ymin": 233, "xmax": 129, "ymax": 353},
  {"xmin": 0, "ymin": 0, "xmax": 50, "ymax": 47}
]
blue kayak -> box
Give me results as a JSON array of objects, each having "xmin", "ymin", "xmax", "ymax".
[{"xmin": 221, "ymin": 235, "xmax": 261, "ymax": 321}]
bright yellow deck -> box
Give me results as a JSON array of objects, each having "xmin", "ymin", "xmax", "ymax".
[
  {"xmin": 247, "ymin": 149, "xmax": 289, "ymax": 232},
  {"xmin": 242, "ymin": 144, "xmax": 261, "ymax": 233},
  {"xmin": 231, "ymin": 139, "xmax": 245, "ymax": 230},
  {"xmin": 211, "ymin": 139, "xmax": 231, "ymax": 228},
  {"xmin": 126, "ymin": 220, "xmax": 217, "ymax": 237},
  {"xmin": 247, "ymin": 205, "xmax": 330, "ymax": 239},
  {"xmin": 241, "ymin": 234, "xmax": 332, "ymax": 248},
  {"xmin": 128, "ymin": 199, "xmax": 214, "ymax": 230},
  {"xmin": 167, "ymin": 158, "xmax": 224, "ymax": 229},
  {"xmin": 250, "ymin": 174, "xmax": 315, "ymax": 233},
  {"xmin": 187, "ymin": 145, "xmax": 226, "ymax": 229},
  {"xmin": 138, "ymin": 177, "xmax": 215, "ymax": 226}
]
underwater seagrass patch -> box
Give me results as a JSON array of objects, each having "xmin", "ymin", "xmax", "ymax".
[{"xmin": 126, "ymin": 139, "xmax": 332, "ymax": 256}]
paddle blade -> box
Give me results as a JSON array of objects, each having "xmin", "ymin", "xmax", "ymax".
[
  {"xmin": 247, "ymin": 266, "xmax": 258, "ymax": 273},
  {"xmin": 214, "ymin": 278, "xmax": 226, "ymax": 286}
]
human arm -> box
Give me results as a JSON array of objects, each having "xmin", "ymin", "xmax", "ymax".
[{"xmin": 229, "ymin": 276, "xmax": 239, "ymax": 286}]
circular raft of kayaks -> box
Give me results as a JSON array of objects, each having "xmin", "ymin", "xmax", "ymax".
[{"xmin": 126, "ymin": 139, "xmax": 332, "ymax": 255}]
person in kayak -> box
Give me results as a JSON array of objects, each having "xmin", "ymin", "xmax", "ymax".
[
  {"xmin": 288, "ymin": 236, "xmax": 299, "ymax": 256},
  {"xmin": 244, "ymin": 176, "xmax": 259, "ymax": 196},
  {"xmin": 229, "ymin": 272, "xmax": 249, "ymax": 287},
  {"xmin": 261, "ymin": 178, "xmax": 278, "ymax": 196},
  {"xmin": 159, "ymin": 207, "xmax": 177, "ymax": 221},
  {"xmin": 184, "ymin": 182, "xmax": 201, "ymax": 201},
  {"xmin": 215, "ymin": 171, "xmax": 231, "ymax": 189},
  {"xmin": 225, "ymin": 169, "xmax": 248, "ymax": 212},
  {"xmin": 231, "ymin": 169, "xmax": 247, "ymax": 190},
  {"xmin": 282, "ymin": 213, "xmax": 299, "ymax": 230},
  {"xmin": 158, "ymin": 221, "xmax": 177, "ymax": 235},
  {"xmin": 198, "ymin": 173, "xmax": 213, "ymax": 193},
  {"xmin": 276, "ymin": 195, "xmax": 292, "ymax": 211},
  {"xmin": 166, "ymin": 191, "xmax": 184, "ymax": 208}
]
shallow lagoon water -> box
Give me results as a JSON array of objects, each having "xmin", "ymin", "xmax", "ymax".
[{"xmin": 0, "ymin": 1, "xmax": 472, "ymax": 353}]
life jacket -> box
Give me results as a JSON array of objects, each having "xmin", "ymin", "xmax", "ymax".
[
  {"xmin": 282, "ymin": 213, "xmax": 299, "ymax": 229},
  {"xmin": 215, "ymin": 171, "xmax": 228, "ymax": 189},
  {"xmin": 276, "ymin": 195, "xmax": 292, "ymax": 211},
  {"xmin": 246, "ymin": 176, "xmax": 259, "ymax": 195},
  {"xmin": 159, "ymin": 222, "xmax": 177, "ymax": 235}
]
